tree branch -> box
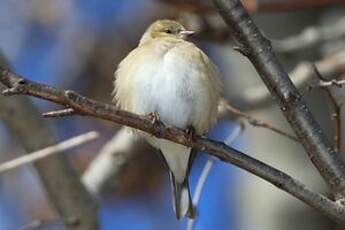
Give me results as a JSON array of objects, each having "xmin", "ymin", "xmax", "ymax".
[
  {"xmin": 238, "ymin": 50, "xmax": 345, "ymax": 109},
  {"xmin": 221, "ymin": 100, "xmax": 298, "ymax": 142},
  {"xmin": 274, "ymin": 16, "xmax": 345, "ymax": 54},
  {"xmin": 213, "ymin": 0, "xmax": 345, "ymax": 199},
  {"xmin": 312, "ymin": 65, "xmax": 344, "ymax": 153},
  {"xmin": 82, "ymin": 128, "xmax": 139, "ymax": 196},
  {"xmin": 0, "ymin": 54, "xmax": 98, "ymax": 230},
  {"xmin": 1, "ymin": 68, "xmax": 345, "ymax": 223},
  {"xmin": 0, "ymin": 131, "xmax": 99, "ymax": 175}
]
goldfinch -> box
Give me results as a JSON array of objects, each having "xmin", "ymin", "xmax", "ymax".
[{"xmin": 113, "ymin": 19, "xmax": 222, "ymax": 219}]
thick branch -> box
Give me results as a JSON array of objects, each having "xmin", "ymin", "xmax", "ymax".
[
  {"xmin": 213, "ymin": 0, "xmax": 345, "ymax": 199},
  {"xmin": 1, "ymin": 68, "xmax": 345, "ymax": 223}
]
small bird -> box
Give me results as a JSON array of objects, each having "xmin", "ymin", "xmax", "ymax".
[{"xmin": 113, "ymin": 19, "xmax": 221, "ymax": 219}]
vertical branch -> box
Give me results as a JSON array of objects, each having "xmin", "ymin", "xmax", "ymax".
[{"xmin": 212, "ymin": 0, "xmax": 345, "ymax": 198}]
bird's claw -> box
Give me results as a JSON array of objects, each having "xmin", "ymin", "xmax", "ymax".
[
  {"xmin": 185, "ymin": 126, "xmax": 196, "ymax": 144},
  {"xmin": 147, "ymin": 112, "xmax": 160, "ymax": 125}
]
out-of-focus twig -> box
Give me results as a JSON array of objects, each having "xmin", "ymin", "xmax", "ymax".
[
  {"xmin": 312, "ymin": 65, "xmax": 344, "ymax": 153},
  {"xmin": 274, "ymin": 16, "xmax": 345, "ymax": 53},
  {"xmin": 1, "ymin": 67, "xmax": 344, "ymax": 223},
  {"xmin": 82, "ymin": 128, "xmax": 139, "ymax": 196},
  {"xmin": 187, "ymin": 124, "xmax": 243, "ymax": 230},
  {"xmin": 0, "ymin": 131, "xmax": 99, "ymax": 175},
  {"xmin": 252, "ymin": 0, "xmax": 345, "ymax": 12},
  {"xmin": 239, "ymin": 50, "xmax": 345, "ymax": 110},
  {"xmin": 159, "ymin": 0, "xmax": 345, "ymax": 13},
  {"xmin": 19, "ymin": 219, "xmax": 65, "ymax": 230},
  {"xmin": 318, "ymin": 79, "xmax": 345, "ymax": 88},
  {"xmin": 220, "ymin": 99, "xmax": 299, "ymax": 142}
]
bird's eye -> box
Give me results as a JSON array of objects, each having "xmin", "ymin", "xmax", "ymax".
[{"xmin": 165, "ymin": 29, "xmax": 172, "ymax": 34}]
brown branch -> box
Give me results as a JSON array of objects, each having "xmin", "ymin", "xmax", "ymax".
[
  {"xmin": 1, "ymin": 68, "xmax": 345, "ymax": 224},
  {"xmin": 222, "ymin": 100, "xmax": 299, "ymax": 142}
]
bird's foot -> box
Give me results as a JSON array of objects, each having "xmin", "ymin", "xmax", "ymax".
[
  {"xmin": 147, "ymin": 112, "xmax": 161, "ymax": 125},
  {"xmin": 184, "ymin": 126, "xmax": 196, "ymax": 144}
]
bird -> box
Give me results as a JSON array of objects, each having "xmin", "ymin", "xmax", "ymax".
[{"xmin": 113, "ymin": 19, "xmax": 222, "ymax": 219}]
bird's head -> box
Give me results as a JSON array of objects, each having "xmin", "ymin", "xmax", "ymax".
[{"xmin": 139, "ymin": 19, "xmax": 195, "ymax": 45}]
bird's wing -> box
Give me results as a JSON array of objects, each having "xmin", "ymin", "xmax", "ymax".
[{"xmin": 113, "ymin": 48, "xmax": 140, "ymax": 111}]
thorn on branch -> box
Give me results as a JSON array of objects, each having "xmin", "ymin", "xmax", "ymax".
[
  {"xmin": 42, "ymin": 108, "xmax": 76, "ymax": 118},
  {"xmin": 233, "ymin": 45, "xmax": 250, "ymax": 57},
  {"xmin": 65, "ymin": 90, "xmax": 79, "ymax": 100}
]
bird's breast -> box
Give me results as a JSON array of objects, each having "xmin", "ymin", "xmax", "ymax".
[{"xmin": 133, "ymin": 66, "xmax": 194, "ymax": 129}]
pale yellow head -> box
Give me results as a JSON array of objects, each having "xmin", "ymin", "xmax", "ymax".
[{"xmin": 139, "ymin": 19, "xmax": 195, "ymax": 45}]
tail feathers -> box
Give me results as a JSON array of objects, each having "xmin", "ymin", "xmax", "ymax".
[{"xmin": 170, "ymin": 171, "xmax": 196, "ymax": 219}]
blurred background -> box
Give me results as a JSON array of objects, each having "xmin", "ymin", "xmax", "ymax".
[{"xmin": 0, "ymin": 0, "xmax": 345, "ymax": 229}]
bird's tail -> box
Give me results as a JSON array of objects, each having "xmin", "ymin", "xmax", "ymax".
[{"xmin": 169, "ymin": 171, "xmax": 195, "ymax": 219}]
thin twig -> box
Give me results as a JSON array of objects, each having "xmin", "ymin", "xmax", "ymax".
[
  {"xmin": 237, "ymin": 49, "xmax": 345, "ymax": 110},
  {"xmin": 274, "ymin": 16, "xmax": 345, "ymax": 53},
  {"xmin": 187, "ymin": 125, "xmax": 243, "ymax": 230},
  {"xmin": 42, "ymin": 108, "xmax": 76, "ymax": 118},
  {"xmin": 1, "ymin": 68, "xmax": 345, "ymax": 223},
  {"xmin": 222, "ymin": 100, "xmax": 299, "ymax": 142},
  {"xmin": 0, "ymin": 131, "xmax": 99, "ymax": 175},
  {"xmin": 312, "ymin": 65, "xmax": 344, "ymax": 153},
  {"xmin": 213, "ymin": 0, "xmax": 345, "ymax": 200},
  {"xmin": 318, "ymin": 79, "xmax": 345, "ymax": 88}
]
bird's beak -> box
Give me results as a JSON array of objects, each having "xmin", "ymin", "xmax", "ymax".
[{"xmin": 179, "ymin": 30, "xmax": 196, "ymax": 37}]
